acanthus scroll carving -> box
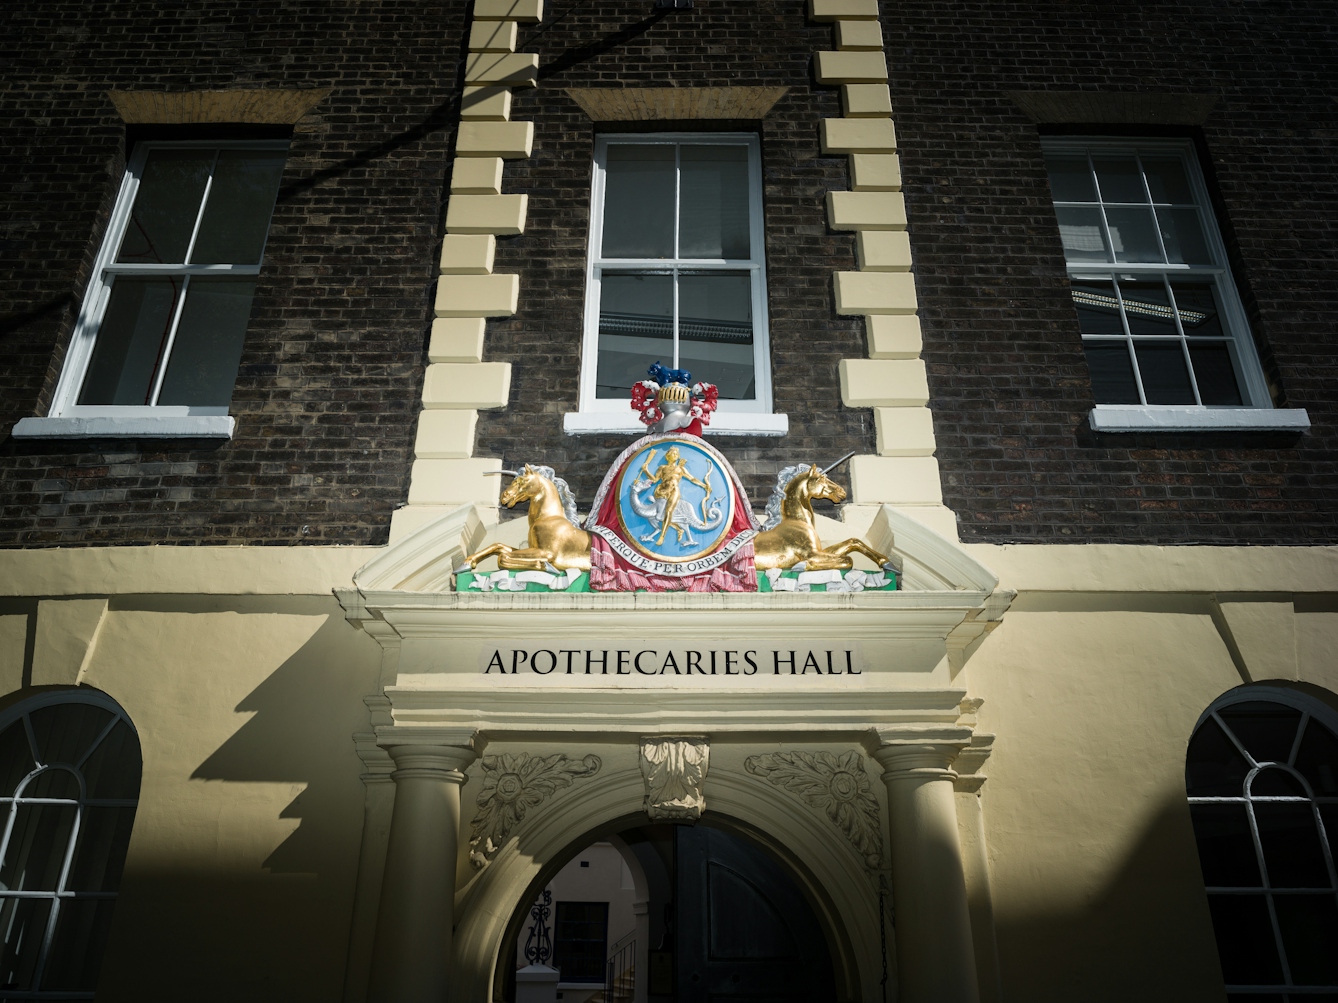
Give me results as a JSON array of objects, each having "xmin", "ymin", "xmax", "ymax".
[
  {"xmin": 744, "ymin": 750, "xmax": 883, "ymax": 867},
  {"xmin": 640, "ymin": 738, "xmax": 709, "ymax": 820},
  {"xmin": 469, "ymin": 752, "xmax": 601, "ymax": 869}
]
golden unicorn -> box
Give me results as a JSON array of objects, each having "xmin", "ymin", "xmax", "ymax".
[
  {"xmin": 460, "ymin": 465, "xmax": 591, "ymax": 572},
  {"xmin": 753, "ymin": 460, "xmax": 891, "ymax": 572}
]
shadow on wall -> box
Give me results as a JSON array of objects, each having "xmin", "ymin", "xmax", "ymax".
[
  {"xmin": 991, "ymin": 794, "xmax": 1227, "ymax": 1003},
  {"xmin": 86, "ymin": 596, "xmax": 381, "ymax": 1003}
]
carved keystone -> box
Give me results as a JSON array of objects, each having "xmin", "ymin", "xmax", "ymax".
[{"xmin": 640, "ymin": 738, "xmax": 709, "ymax": 821}]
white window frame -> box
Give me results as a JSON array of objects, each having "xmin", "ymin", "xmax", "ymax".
[
  {"xmin": 1187, "ymin": 687, "xmax": 1338, "ymax": 998},
  {"xmin": 13, "ymin": 139, "xmax": 288, "ymax": 441},
  {"xmin": 564, "ymin": 132, "xmax": 787, "ymax": 437},
  {"xmin": 1044, "ymin": 137, "xmax": 1308, "ymax": 434}
]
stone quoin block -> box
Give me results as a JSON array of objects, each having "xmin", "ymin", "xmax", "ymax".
[
  {"xmin": 439, "ymin": 234, "xmax": 496, "ymax": 274},
  {"xmin": 835, "ymin": 20, "xmax": 884, "ymax": 50},
  {"xmin": 450, "ymin": 157, "xmax": 504, "ymax": 195},
  {"xmin": 839, "ymin": 358, "xmax": 930, "ymax": 407},
  {"xmin": 809, "ymin": 0, "xmax": 879, "ymax": 21},
  {"xmin": 455, "ymin": 121, "xmax": 534, "ymax": 158},
  {"xmin": 827, "ymin": 190, "xmax": 907, "ymax": 230},
  {"xmin": 429, "ymin": 318, "xmax": 487, "ymax": 363},
  {"xmin": 434, "ymin": 274, "xmax": 519, "ymax": 317},
  {"xmin": 445, "ymin": 194, "xmax": 528, "ymax": 235},
  {"xmin": 834, "ymin": 271, "xmax": 919, "ymax": 314},
  {"xmin": 850, "ymin": 153, "xmax": 902, "ymax": 191},
  {"xmin": 469, "ymin": 19, "xmax": 517, "ymax": 52},
  {"xmin": 465, "ymin": 52, "xmax": 539, "ymax": 87},
  {"xmin": 472, "ymin": 0, "xmax": 544, "ymax": 20},
  {"xmin": 822, "ymin": 117, "xmax": 897, "ymax": 153},
  {"xmin": 842, "ymin": 84, "xmax": 893, "ymax": 117},
  {"xmin": 422, "ymin": 363, "xmax": 513, "ymax": 410},
  {"xmin": 461, "ymin": 86, "xmax": 512, "ymax": 121},
  {"xmin": 866, "ymin": 315, "xmax": 923, "ymax": 358},
  {"xmin": 414, "ymin": 409, "xmax": 479, "ymax": 459},
  {"xmin": 875, "ymin": 407, "xmax": 937, "ymax": 456},
  {"xmin": 857, "ymin": 231, "xmax": 912, "ymax": 270},
  {"xmin": 406, "ymin": 458, "xmax": 505, "ymax": 506},
  {"xmin": 848, "ymin": 455, "xmax": 945, "ymax": 506},
  {"xmin": 814, "ymin": 51, "xmax": 889, "ymax": 84}
]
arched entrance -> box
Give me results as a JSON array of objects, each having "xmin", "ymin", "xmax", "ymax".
[{"xmin": 499, "ymin": 821, "xmax": 840, "ymax": 1003}]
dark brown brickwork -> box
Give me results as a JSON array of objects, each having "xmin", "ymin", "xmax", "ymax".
[
  {"xmin": 886, "ymin": 0, "xmax": 1338, "ymax": 543},
  {"xmin": 477, "ymin": 1, "xmax": 873, "ymax": 509},
  {"xmin": 0, "ymin": 0, "xmax": 467, "ymax": 545}
]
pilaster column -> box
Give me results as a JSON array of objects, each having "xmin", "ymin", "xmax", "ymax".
[
  {"xmin": 870, "ymin": 730, "xmax": 980, "ymax": 1003},
  {"xmin": 368, "ymin": 739, "xmax": 479, "ymax": 1003}
]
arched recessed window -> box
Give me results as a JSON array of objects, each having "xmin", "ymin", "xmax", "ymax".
[
  {"xmin": 0, "ymin": 691, "xmax": 141, "ymax": 999},
  {"xmin": 1186, "ymin": 688, "xmax": 1338, "ymax": 1000}
]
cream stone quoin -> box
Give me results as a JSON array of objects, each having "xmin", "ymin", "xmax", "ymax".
[{"xmin": 336, "ymin": 500, "xmax": 1012, "ymax": 1003}]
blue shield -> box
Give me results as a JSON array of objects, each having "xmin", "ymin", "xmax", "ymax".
[{"xmin": 615, "ymin": 438, "xmax": 735, "ymax": 563}]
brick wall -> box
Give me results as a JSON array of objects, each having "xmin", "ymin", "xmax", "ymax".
[
  {"xmin": 0, "ymin": 0, "xmax": 466, "ymax": 545},
  {"xmin": 887, "ymin": 0, "xmax": 1338, "ymax": 543},
  {"xmin": 475, "ymin": 1, "xmax": 873, "ymax": 508}
]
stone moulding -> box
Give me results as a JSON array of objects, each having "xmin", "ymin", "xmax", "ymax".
[
  {"xmin": 640, "ymin": 738, "xmax": 709, "ymax": 820},
  {"xmin": 745, "ymin": 750, "xmax": 883, "ymax": 867},
  {"xmin": 107, "ymin": 88, "xmax": 331, "ymax": 125},
  {"xmin": 565, "ymin": 86, "xmax": 790, "ymax": 122},
  {"xmin": 468, "ymin": 751, "xmax": 601, "ymax": 869}
]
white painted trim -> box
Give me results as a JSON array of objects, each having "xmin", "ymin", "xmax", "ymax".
[
  {"xmin": 11, "ymin": 415, "xmax": 237, "ymax": 439},
  {"xmin": 1089, "ymin": 406, "xmax": 1311, "ymax": 433},
  {"xmin": 562, "ymin": 411, "xmax": 789, "ymax": 436}
]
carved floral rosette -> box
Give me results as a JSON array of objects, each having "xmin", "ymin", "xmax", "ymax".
[
  {"xmin": 744, "ymin": 750, "xmax": 883, "ymax": 867},
  {"xmin": 469, "ymin": 752, "xmax": 601, "ymax": 869}
]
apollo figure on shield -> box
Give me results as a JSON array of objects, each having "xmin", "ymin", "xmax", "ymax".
[{"xmin": 632, "ymin": 444, "xmax": 721, "ymax": 547}]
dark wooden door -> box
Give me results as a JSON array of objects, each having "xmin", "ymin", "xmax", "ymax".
[{"xmin": 675, "ymin": 826, "xmax": 837, "ymax": 1003}]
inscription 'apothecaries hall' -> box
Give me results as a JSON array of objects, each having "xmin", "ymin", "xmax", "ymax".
[{"xmin": 481, "ymin": 648, "xmax": 861, "ymax": 676}]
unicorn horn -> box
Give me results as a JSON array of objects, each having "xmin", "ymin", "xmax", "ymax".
[
  {"xmin": 484, "ymin": 469, "xmax": 521, "ymax": 477},
  {"xmin": 821, "ymin": 451, "xmax": 856, "ymax": 475}
]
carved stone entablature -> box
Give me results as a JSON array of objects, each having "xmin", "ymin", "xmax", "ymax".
[
  {"xmin": 640, "ymin": 738, "xmax": 709, "ymax": 821},
  {"xmin": 468, "ymin": 752, "xmax": 601, "ymax": 869},
  {"xmin": 745, "ymin": 750, "xmax": 883, "ymax": 868}
]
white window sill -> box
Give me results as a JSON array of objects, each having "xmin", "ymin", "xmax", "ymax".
[
  {"xmin": 11, "ymin": 415, "xmax": 237, "ymax": 439},
  {"xmin": 1089, "ymin": 406, "xmax": 1310, "ymax": 433},
  {"xmin": 562, "ymin": 412, "xmax": 789, "ymax": 437}
]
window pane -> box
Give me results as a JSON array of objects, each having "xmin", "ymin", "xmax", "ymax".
[
  {"xmin": 1171, "ymin": 281, "xmax": 1226, "ymax": 337},
  {"xmin": 1295, "ymin": 719, "xmax": 1338, "ymax": 797},
  {"xmin": 30, "ymin": 703, "xmax": 113, "ymax": 769},
  {"xmin": 190, "ymin": 149, "xmax": 286, "ymax": 265},
  {"xmin": 1093, "ymin": 155, "xmax": 1146, "ymax": 203},
  {"xmin": 679, "ymin": 145, "xmax": 750, "ymax": 259},
  {"xmin": 678, "ymin": 271, "xmax": 755, "ymax": 400},
  {"xmin": 596, "ymin": 272, "xmax": 673, "ymax": 399},
  {"xmin": 1143, "ymin": 156, "xmax": 1194, "ymax": 203},
  {"xmin": 1188, "ymin": 344, "xmax": 1243, "ymax": 405},
  {"xmin": 1083, "ymin": 343, "xmax": 1139, "ymax": 404},
  {"xmin": 1, "ymin": 802, "xmax": 78, "ymax": 891},
  {"xmin": 1254, "ymin": 802, "xmax": 1330, "ymax": 888},
  {"xmin": 1119, "ymin": 279, "xmax": 1178, "ymax": 336},
  {"xmin": 116, "ymin": 149, "xmax": 212, "ymax": 264},
  {"xmin": 67, "ymin": 806, "xmax": 136, "ymax": 894},
  {"xmin": 39, "ymin": 897, "xmax": 118, "ymax": 992},
  {"xmin": 602, "ymin": 145, "xmax": 675, "ymax": 258},
  {"xmin": 1190, "ymin": 804, "xmax": 1262, "ymax": 887},
  {"xmin": 1106, "ymin": 207, "xmax": 1163, "ymax": 263},
  {"xmin": 81, "ymin": 720, "xmax": 141, "ymax": 801},
  {"xmin": 1220, "ymin": 703, "xmax": 1304, "ymax": 766},
  {"xmin": 1134, "ymin": 342, "xmax": 1195, "ymax": 404},
  {"xmin": 1206, "ymin": 894, "xmax": 1284, "ymax": 986},
  {"xmin": 156, "ymin": 277, "xmax": 258, "ymax": 407},
  {"xmin": 1071, "ymin": 281, "xmax": 1125, "ymax": 335},
  {"xmin": 77, "ymin": 277, "xmax": 183, "ymax": 406},
  {"xmin": 553, "ymin": 901, "xmax": 608, "ymax": 982},
  {"xmin": 1055, "ymin": 206, "xmax": 1109, "ymax": 262},
  {"xmin": 0, "ymin": 897, "xmax": 52, "ymax": 991},
  {"xmin": 1188, "ymin": 717, "xmax": 1253, "ymax": 797},
  {"xmin": 0, "ymin": 723, "xmax": 35, "ymax": 799},
  {"xmin": 1045, "ymin": 155, "xmax": 1097, "ymax": 202},
  {"xmin": 1250, "ymin": 768, "xmax": 1306, "ymax": 797},
  {"xmin": 1273, "ymin": 894, "xmax": 1338, "ymax": 985},
  {"xmin": 1157, "ymin": 207, "xmax": 1212, "ymax": 264}
]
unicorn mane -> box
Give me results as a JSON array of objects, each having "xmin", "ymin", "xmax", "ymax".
[
  {"xmin": 526, "ymin": 464, "xmax": 580, "ymax": 525},
  {"xmin": 760, "ymin": 464, "xmax": 812, "ymax": 531}
]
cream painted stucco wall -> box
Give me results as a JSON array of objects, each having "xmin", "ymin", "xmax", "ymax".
[{"xmin": 0, "ymin": 542, "xmax": 1334, "ymax": 1002}]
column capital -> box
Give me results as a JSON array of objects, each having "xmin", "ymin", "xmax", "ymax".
[
  {"xmin": 378, "ymin": 728, "xmax": 483, "ymax": 782},
  {"xmin": 866, "ymin": 725, "xmax": 973, "ymax": 779}
]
